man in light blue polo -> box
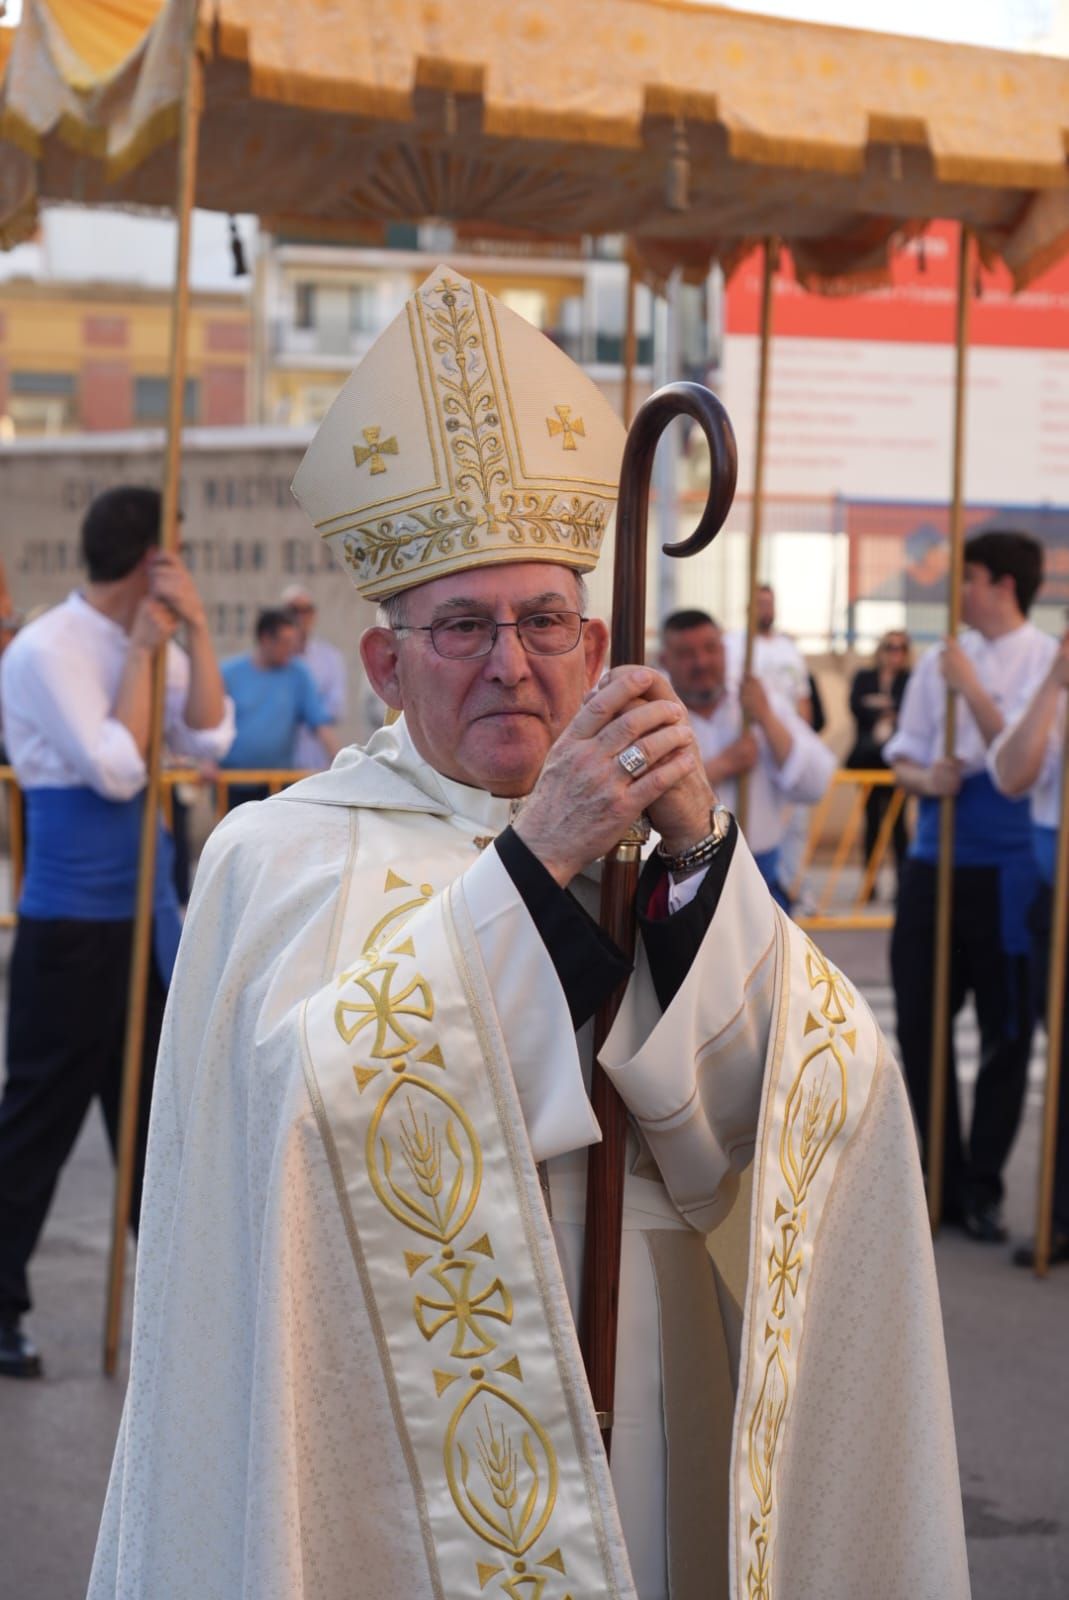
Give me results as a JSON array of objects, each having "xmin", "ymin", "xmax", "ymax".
[{"xmin": 220, "ymin": 607, "xmax": 340, "ymax": 805}]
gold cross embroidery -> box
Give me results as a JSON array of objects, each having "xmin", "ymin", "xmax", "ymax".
[
  {"xmin": 353, "ymin": 425, "xmax": 399, "ymax": 476},
  {"xmin": 414, "ymin": 1260, "xmax": 513, "ymax": 1358},
  {"xmin": 334, "ymin": 959, "xmax": 433, "ymax": 1058},
  {"xmin": 768, "ymin": 1218, "xmax": 802, "ymax": 1319},
  {"xmin": 546, "ymin": 404, "xmax": 585, "ymax": 451}
]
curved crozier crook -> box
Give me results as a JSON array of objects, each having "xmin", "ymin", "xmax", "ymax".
[{"xmin": 610, "ymin": 381, "xmax": 738, "ymax": 666}]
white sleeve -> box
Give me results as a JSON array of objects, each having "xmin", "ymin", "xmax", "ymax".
[
  {"xmin": 163, "ymin": 642, "xmax": 236, "ymax": 762},
  {"xmin": 666, "ymin": 865, "xmax": 709, "ymax": 912},
  {"xmin": 767, "ymin": 693, "xmax": 837, "ymax": 803},
  {"xmin": 4, "ymin": 635, "xmax": 146, "ymax": 800},
  {"xmin": 988, "ymin": 698, "xmax": 1063, "ymax": 800},
  {"xmin": 459, "ymin": 845, "xmax": 600, "ymax": 1163},
  {"xmin": 781, "ymin": 639, "xmax": 810, "ymax": 705},
  {"xmin": 599, "ymin": 835, "xmax": 776, "ymax": 1230},
  {"xmin": 884, "ymin": 653, "xmax": 937, "ymax": 766}
]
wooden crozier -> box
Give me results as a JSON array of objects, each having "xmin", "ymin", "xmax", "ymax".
[{"xmin": 579, "ymin": 381, "xmax": 738, "ymax": 1452}]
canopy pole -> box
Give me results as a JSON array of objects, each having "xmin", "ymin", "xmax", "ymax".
[
  {"xmin": 927, "ymin": 224, "xmax": 972, "ymax": 1232},
  {"xmin": 737, "ymin": 239, "xmax": 775, "ymax": 833},
  {"xmin": 1035, "ymin": 720, "xmax": 1069, "ymax": 1275},
  {"xmin": 103, "ymin": 9, "xmax": 204, "ymax": 1377},
  {"xmin": 621, "ymin": 259, "xmax": 637, "ymax": 426}
]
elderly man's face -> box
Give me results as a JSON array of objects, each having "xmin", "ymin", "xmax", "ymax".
[{"xmin": 361, "ymin": 563, "xmax": 608, "ymax": 796}]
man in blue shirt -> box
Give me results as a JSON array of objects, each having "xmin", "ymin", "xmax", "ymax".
[{"xmin": 221, "ymin": 608, "xmax": 340, "ymax": 805}]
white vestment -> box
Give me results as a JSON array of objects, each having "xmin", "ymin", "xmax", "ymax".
[{"xmin": 88, "ymin": 719, "xmax": 969, "ymax": 1600}]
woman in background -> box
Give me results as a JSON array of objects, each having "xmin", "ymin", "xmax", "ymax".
[{"xmin": 847, "ymin": 630, "xmax": 912, "ymax": 890}]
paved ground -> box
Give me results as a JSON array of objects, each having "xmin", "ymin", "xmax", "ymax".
[{"xmin": 1, "ymin": 924, "xmax": 1068, "ymax": 1599}]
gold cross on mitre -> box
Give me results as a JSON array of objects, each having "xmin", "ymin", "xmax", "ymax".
[
  {"xmin": 546, "ymin": 403, "xmax": 585, "ymax": 451},
  {"xmin": 353, "ymin": 425, "xmax": 399, "ymax": 476}
]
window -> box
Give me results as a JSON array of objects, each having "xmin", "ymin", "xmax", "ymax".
[
  {"xmin": 500, "ymin": 289, "xmax": 548, "ymax": 329},
  {"xmin": 294, "ymin": 282, "xmax": 317, "ymax": 330},
  {"xmin": 11, "ymin": 371, "xmax": 75, "ymax": 397},
  {"xmin": 9, "ymin": 371, "xmax": 77, "ymax": 434},
  {"xmin": 385, "ymin": 223, "xmax": 420, "ymax": 251},
  {"xmin": 348, "ymin": 282, "xmax": 376, "ymax": 334},
  {"xmin": 134, "ymin": 376, "xmax": 199, "ymax": 424}
]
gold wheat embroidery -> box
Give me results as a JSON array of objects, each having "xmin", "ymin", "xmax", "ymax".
[
  {"xmin": 746, "ymin": 936, "xmax": 859, "ymax": 1600},
  {"xmin": 339, "ymin": 886, "xmax": 569, "ymax": 1596}
]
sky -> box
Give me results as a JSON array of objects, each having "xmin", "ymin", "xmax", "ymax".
[
  {"xmin": 0, "ymin": 0, "xmax": 1060, "ymax": 47},
  {"xmin": 719, "ymin": 0, "xmax": 1058, "ymax": 50}
]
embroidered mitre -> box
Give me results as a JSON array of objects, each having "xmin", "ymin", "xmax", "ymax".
[{"xmin": 291, "ymin": 265, "xmax": 625, "ymax": 600}]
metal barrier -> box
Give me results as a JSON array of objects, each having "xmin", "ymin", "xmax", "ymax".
[
  {"xmin": 793, "ymin": 769, "xmax": 907, "ymax": 933},
  {"xmin": 0, "ymin": 766, "xmax": 313, "ymax": 931},
  {"xmin": 0, "ymin": 764, "xmax": 906, "ymax": 936},
  {"xmin": 157, "ymin": 767, "xmax": 313, "ymax": 827}
]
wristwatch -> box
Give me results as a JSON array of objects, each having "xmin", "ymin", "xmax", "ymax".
[{"xmin": 656, "ymin": 802, "xmax": 732, "ymax": 877}]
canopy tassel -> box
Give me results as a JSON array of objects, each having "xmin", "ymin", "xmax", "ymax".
[
  {"xmin": 444, "ymin": 91, "xmax": 458, "ymax": 138},
  {"xmin": 666, "ymin": 117, "xmax": 690, "ymax": 212}
]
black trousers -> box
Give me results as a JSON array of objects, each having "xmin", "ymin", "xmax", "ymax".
[
  {"xmin": 891, "ymin": 859, "xmax": 1034, "ymax": 1212},
  {"xmin": 0, "ymin": 917, "xmax": 166, "ymax": 1320},
  {"xmin": 1028, "ymin": 887, "xmax": 1069, "ymax": 1234}
]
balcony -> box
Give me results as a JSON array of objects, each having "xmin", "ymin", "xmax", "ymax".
[
  {"xmin": 270, "ymin": 318, "xmax": 655, "ymax": 373},
  {"xmin": 270, "ymin": 319, "xmax": 380, "ymax": 365}
]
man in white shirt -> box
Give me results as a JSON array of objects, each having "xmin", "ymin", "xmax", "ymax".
[
  {"xmin": 660, "ymin": 608, "xmax": 834, "ymax": 907},
  {"xmin": 989, "ymin": 630, "xmax": 1069, "ymax": 1265},
  {"xmin": 725, "ymin": 585, "xmax": 817, "ymax": 898},
  {"xmin": 280, "ymin": 583, "xmax": 348, "ymax": 769},
  {"xmin": 725, "ymin": 584, "xmax": 812, "ymax": 720},
  {"xmin": 887, "ymin": 529, "xmax": 1056, "ymax": 1243},
  {"xmin": 0, "ymin": 486, "xmax": 234, "ymax": 1378}
]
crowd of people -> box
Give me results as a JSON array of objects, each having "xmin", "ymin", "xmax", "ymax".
[
  {"xmin": 0, "ymin": 490, "xmax": 353, "ymax": 1380},
  {"xmin": 0, "ymin": 281, "xmax": 1062, "ymax": 1600},
  {"xmin": 0, "ymin": 475, "xmax": 1065, "ymax": 1392},
  {"xmin": 0, "ymin": 272, "xmax": 1063, "ymax": 1597},
  {"xmin": 0, "ymin": 491, "xmax": 1066, "ymax": 1398},
  {"xmin": 660, "ymin": 531, "xmax": 1069, "ymax": 1265}
]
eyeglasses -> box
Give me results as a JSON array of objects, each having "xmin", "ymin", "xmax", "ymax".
[{"xmin": 398, "ymin": 610, "xmax": 587, "ymax": 660}]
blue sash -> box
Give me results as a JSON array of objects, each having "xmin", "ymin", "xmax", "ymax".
[
  {"xmin": 753, "ymin": 846, "xmax": 790, "ymax": 912},
  {"xmin": 911, "ymin": 772, "xmax": 1037, "ymax": 959},
  {"xmin": 1034, "ymin": 822, "xmax": 1059, "ymax": 887},
  {"xmin": 18, "ymin": 787, "xmax": 181, "ymax": 983}
]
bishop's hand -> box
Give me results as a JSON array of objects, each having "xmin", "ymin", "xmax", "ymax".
[{"xmin": 513, "ymin": 665, "xmax": 702, "ymax": 887}]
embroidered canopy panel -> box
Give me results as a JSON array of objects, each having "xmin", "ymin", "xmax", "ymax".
[{"xmin": 2, "ymin": 0, "xmax": 1069, "ymax": 286}]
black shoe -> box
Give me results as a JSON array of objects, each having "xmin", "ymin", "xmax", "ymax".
[
  {"xmin": 0, "ymin": 1319, "xmax": 42, "ymax": 1378},
  {"xmin": 1012, "ymin": 1232, "xmax": 1069, "ymax": 1269},
  {"xmin": 961, "ymin": 1201, "xmax": 1008, "ymax": 1244}
]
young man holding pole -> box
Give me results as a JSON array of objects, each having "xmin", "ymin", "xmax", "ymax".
[
  {"xmin": 887, "ymin": 529, "xmax": 1055, "ymax": 1243},
  {"xmin": 90, "ymin": 270, "xmax": 967, "ymax": 1600},
  {"xmin": 0, "ymin": 487, "xmax": 233, "ymax": 1378},
  {"xmin": 989, "ymin": 630, "xmax": 1069, "ymax": 1265}
]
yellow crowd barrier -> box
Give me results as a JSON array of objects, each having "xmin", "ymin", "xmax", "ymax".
[
  {"xmin": 793, "ymin": 769, "xmax": 907, "ymax": 934},
  {"xmin": 0, "ymin": 765, "xmax": 313, "ymax": 931},
  {"xmin": 157, "ymin": 767, "xmax": 314, "ymax": 828},
  {"xmin": 0, "ymin": 765, "xmax": 906, "ymax": 937}
]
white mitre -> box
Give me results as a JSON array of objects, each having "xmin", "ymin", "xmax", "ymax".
[{"xmin": 291, "ymin": 264, "xmax": 626, "ymax": 600}]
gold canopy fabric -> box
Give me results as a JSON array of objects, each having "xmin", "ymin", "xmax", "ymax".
[{"xmin": 3, "ymin": 0, "xmax": 1069, "ymax": 285}]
